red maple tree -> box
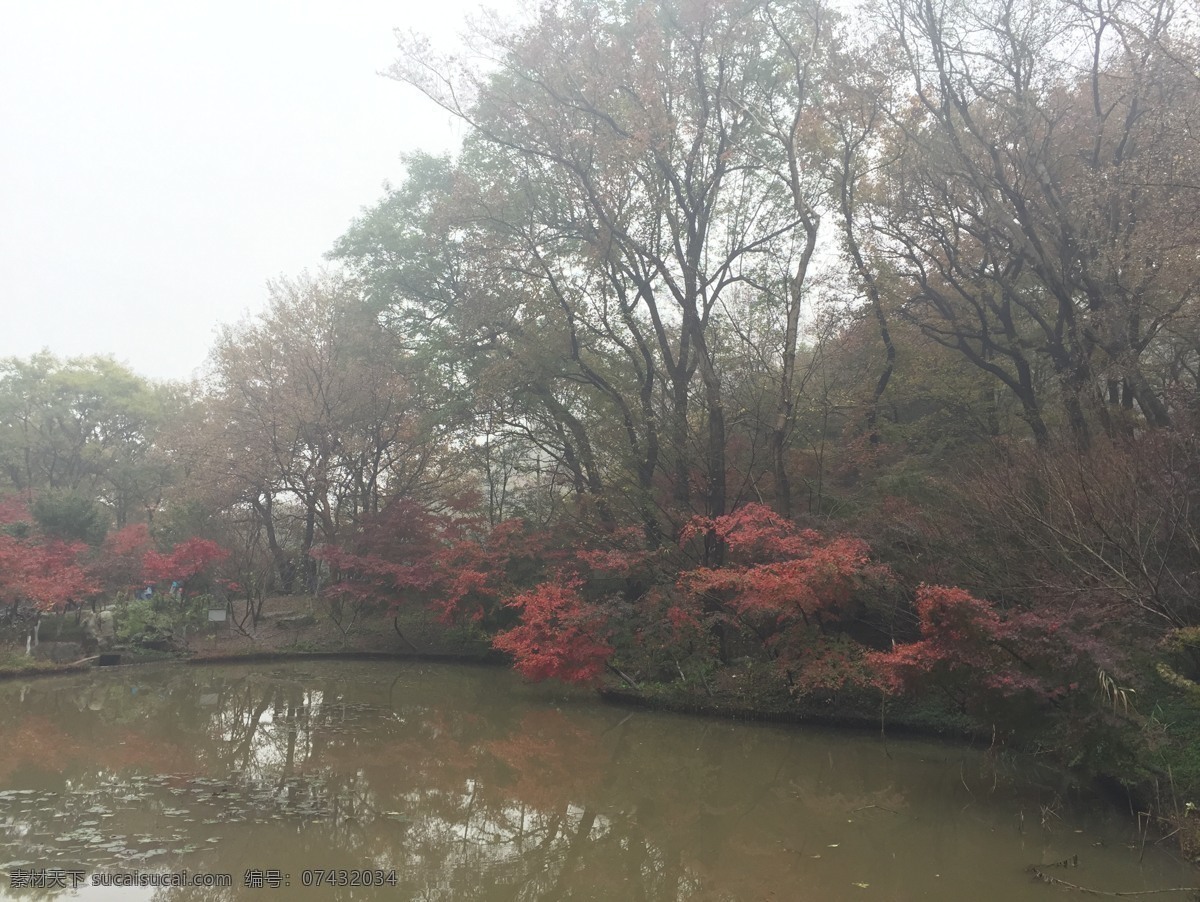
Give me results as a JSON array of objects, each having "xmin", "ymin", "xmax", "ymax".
[
  {"xmin": 142, "ymin": 537, "xmax": 229, "ymax": 586},
  {"xmin": 0, "ymin": 534, "xmax": 95, "ymax": 613},
  {"xmin": 314, "ymin": 498, "xmax": 551, "ymax": 624},
  {"xmin": 868, "ymin": 584, "xmax": 1106, "ymax": 705},
  {"xmin": 88, "ymin": 522, "xmax": 153, "ymax": 595},
  {"xmin": 492, "ymin": 581, "xmax": 613, "ymax": 683},
  {"xmin": 676, "ymin": 504, "xmax": 890, "ymax": 693}
]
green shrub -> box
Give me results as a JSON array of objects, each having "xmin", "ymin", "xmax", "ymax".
[{"xmin": 115, "ymin": 594, "xmax": 210, "ymax": 648}]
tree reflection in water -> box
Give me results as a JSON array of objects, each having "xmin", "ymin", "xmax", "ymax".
[{"xmin": 0, "ymin": 662, "xmax": 1191, "ymax": 901}]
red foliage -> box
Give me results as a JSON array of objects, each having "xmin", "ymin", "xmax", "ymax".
[
  {"xmin": 680, "ymin": 503, "xmax": 823, "ymax": 560},
  {"xmin": 575, "ymin": 527, "xmax": 656, "ymax": 577},
  {"xmin": 868, "ymin": 585, "xmax": 1054, "ymax": 697},
  {"xmin": 0, "ymin": 534, "xmax": 95, "ymax": 611},
  {"xmin": 106, "ymin": 522, "xmax": 152, "ymax": 557},
  {"xmin": 0, "ymin": 495, "xmax": 31, "ymax": 527},
  {"xmin": 623, "ymin": 588, "xmax": 716, "ymax": 677},
  {"xmin": 788, "ymin": 635, "xmax": 874, "ymax": 693},
  {"xmin": 486, "ymin": 710, "xmax": 608, "ymax": 808},
  {"xmin": 674, "ymin": 504, "xmax": 892, "ymax": 694},
  {"xmin": 0, "ymin": 494, "xmax": 96, "ymax": 610},
  {"xmin": 679, "ymin": 504, "xmax": 882, "ymax": 622},
  {"xmin": 681, "ymin": 537, "xmax": 873, "ymax": 620},
  {"xmin": 314, "ymin": 512, "xmax": 439, "ymax": 600},
  {"xmin": 142, "ymin": 537, "xmax": 229, "ymax": 584},
  {"xmin": 89, "ymin": 522, "xmax": 153, "ymax": 594},
  {"xmin": 492, "ymin": 581, "xmax": 613, "ymax": 683},
  {"xmin": 667, "ymin": 601, "xmax": 701, "ymax": 632},
  {"xmin": 315, "ymin": 499, "xmax": 549, "ymax": 624}
]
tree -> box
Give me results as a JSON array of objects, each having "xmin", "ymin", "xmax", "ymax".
[
  {"xmin": 89, "ymin": 522, "xmax": 153, "ymax": 597},
  {"xmin": 677, "ymin": 503, "xmax": 889, "ymax": 689},
  {"xmin": 869, "ymin": 585, "xmax": 1027, "ymax": 698},
  {"xmin": 313, "ymin": 497, "xmax": 545, "ymax": 631},
  {"xmin": 142, "ymin": 537, "xmax": 230, "ymax": 591},
  {"xmin": 196, "ymin": 272, "xmax": 447, "ymax": 593},
  {"xmin": 0, "ymin": 534, "xmax": 93, "ymax": 614},
  {"xmin": 0, "ymin": 353, "xmax": 174, "ymax": 524},
  {"xmin": 492, "ymin": 581, "xmax": 613, "ymax": 683},
  {"xmin": 30, "ymin": 490, "xmax": 108, "ymax": 546},
  {"xmin": 867, "ymin": 0, "xmax": 1200, "ymax": 446},
  {"xmin": 365, "ymin": 0, "xmax": 848, "ymax": 551}
]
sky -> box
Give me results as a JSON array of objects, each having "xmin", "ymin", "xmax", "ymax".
[{"xmin": 0, "ymin": 1, "xmax": 508, "ymax": 383}]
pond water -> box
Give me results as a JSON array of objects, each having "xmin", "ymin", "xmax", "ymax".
[{"xmin": 0, "ymin": 660, "xmax": 1192, "ymax": 901}]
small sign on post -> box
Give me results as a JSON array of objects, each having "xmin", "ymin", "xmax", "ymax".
[{"xmin": 207, "ymin": 606, "xmax": 227, "ymax": 623}]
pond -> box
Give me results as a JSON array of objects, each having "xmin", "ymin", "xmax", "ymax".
[{"xmin": 0, "ymin": 660, "xmax": 1192, "ymax": 900}]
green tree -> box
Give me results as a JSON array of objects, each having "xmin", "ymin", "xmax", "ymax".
[
  {"xmin": 0, "ymin": 353, "xmax": 174, "ymax": 526},
  {"xmin": 30, "ymin": 490, "xmax": 108, "ymax": 546}
]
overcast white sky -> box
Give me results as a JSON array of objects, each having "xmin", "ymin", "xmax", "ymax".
[{"xmin": 0, "ymin": 1, "xmax": 507, "ymax": 383}]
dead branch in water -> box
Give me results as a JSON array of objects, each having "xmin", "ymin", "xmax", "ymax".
[{"xmin": 1028, "ymin": 863, "xmax": 1199, "ymax": 897}]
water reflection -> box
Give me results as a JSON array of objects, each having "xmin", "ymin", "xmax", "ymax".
[{"xmin": 0, "ymin": 662, "xmax": 1191, "ymax": 900}]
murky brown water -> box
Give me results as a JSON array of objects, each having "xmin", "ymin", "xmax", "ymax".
[{"xmin": 0, "ymin": 660, "xmax": 1193, "ymax": 900}]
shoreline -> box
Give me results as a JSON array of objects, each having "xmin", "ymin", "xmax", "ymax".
[{"xmin": 0, "ymin": 631, "xmax": 1182, "ymax": 856}]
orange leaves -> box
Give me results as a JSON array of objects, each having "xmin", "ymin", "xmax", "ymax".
[
  {"xmin": 910, "ymin": 585, "xmax": 1003, "ymax": 645},
  {"xmin": 683, "ymin": 544, "xmax": 872, "ymax": 620}
]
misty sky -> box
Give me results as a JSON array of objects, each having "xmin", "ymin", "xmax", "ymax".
[{"xmin": 0, "ymin": 1, "xmax": 505, "ymax": 383}]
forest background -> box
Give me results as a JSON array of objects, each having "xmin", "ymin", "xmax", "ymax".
[{"xmin": 4, "ymin": 0, "xmax": 1200, "ymax": 840}]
